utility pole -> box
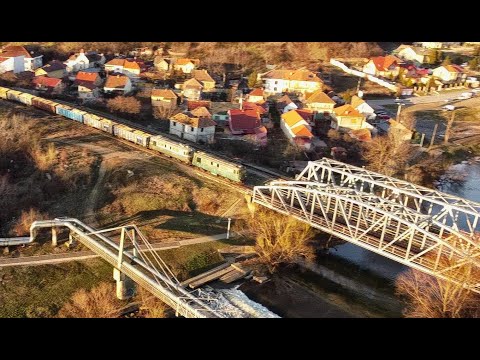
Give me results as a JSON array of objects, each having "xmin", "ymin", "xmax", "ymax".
[
  {"xmin": 444, "ymin": 110, "xmax": 455, "ymax": 144},
  {"xmin": 356, "ymin": 77, "xmax": 362, "ymax": 94},
  {"xmin": 396, "ymin": 103, "xmax": 403, "ymax": 123},
  {"xmin": 429, "ymin": 123, "xmax": 439, "ymax": 150}
]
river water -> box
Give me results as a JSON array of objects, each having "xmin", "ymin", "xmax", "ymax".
[{"xmin": 241, "ymin": 160, "xmax": 480, "ymax": 318}]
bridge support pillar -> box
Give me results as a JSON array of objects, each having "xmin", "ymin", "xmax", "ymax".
[
  {"xmin": 66, "ymin": 231, "xmax": 76, "ymax": 248},
  {"xmin": 51, "ymin": 227, "xmax": 57, "ymax": 247},
  {"xmin": 113, "ymin": 268, "xmax": 136, "ymax": 300},
  {"xmin": 245, "ymin": 194, "xmax": 256, "ymax": 215}
]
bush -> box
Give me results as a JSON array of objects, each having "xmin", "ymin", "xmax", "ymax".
[
  {"xmin": 12, "ymin": 208, "xmax": 47, "ymax": 236},
  {"xmin": 107, "ymin": 96, "xmax": 141, "ymax": 115}
]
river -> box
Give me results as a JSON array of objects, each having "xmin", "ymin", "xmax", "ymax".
[{"xmin": 240, "ymin": 160, "xmax": 480, "ymax": 318}]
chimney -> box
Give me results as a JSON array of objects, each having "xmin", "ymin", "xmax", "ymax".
[{"xmin": 239, "ymin": 95, "xmax": 243, "ymax": 110}]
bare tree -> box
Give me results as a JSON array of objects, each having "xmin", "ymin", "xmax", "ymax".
[
  {"xmin": 247, "ymin": 208, "xmax": 315, "ymax": 273},
  {"xmin": 152, "ymin": 105, "xmax": 179, "ymax": 120},
  {"xmin": 136, "ymin": 287, "xmax": 173, "ymax": 318},
  {"xmin": 362, "ymin": 133, "xmax": 413, "ymax": 177},
  {"xmin": 396, "ymin": 262, "xmax": 480, "ymax": 318},
  {"xmin": 107, "ymin": 96, "xmax": 141, "ymax": 115},
  {"xmin": 57, "ymin": 282, "xmax": 126, "ymax": 318}
]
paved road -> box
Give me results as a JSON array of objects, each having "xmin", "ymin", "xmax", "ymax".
[
  {"xmin": 0, "ymin": 233, "xmax": 228, "ymax": 268},
  {"xmin": 368, "ymin": 88, "xmax": 474, "ymax": 107}
]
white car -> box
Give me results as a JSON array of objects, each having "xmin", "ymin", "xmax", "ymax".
[{"xmin": 443, "ymin": 105, "xmax": 455, "ymax": 111}]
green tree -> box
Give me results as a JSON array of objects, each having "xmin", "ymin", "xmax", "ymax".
[
  {"xmin": 248, "ymin": 71, "xmax": 258, "ymax": 88},
  {"xmin": 468, "ymin": 57, "xmax": 479, "ymax": 70},
  {"xmin": 442, "ymin": 56, "xmax": 452, "ymax": 65}
]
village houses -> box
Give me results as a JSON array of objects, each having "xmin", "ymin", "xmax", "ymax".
[
  {"xmin": 261, "ymin": 69, "xmax": 323, "ymax": 95},
  {"xmin": 0, "ymin": 45, "xmax": 43, "ymax": 73},
  {"xmin": 304, "ymin": 89, "xmax": 336, "ymax": 118},
  {"xmin": 35, "ymin": 61, "xmax": 66, "ymax": 79},
  {"xmin": 394, "ymin": 45, "xmax": 435, "ymax": 65},
  {"xmin": 192, "ymin": 70, "xmax": 215, "ymax": 91},
  {"xmin": 32, "ymin": 76, "xmax": 65, "ymax": 94},
  {"xmin": 350, "ymin": 95, "xmax": 376, "ymax": 120},
  {"xmin": 363, "ymin": 55, "xmax": 401, "ymax": 78},
  {"xmin": 169, "ymin": 112, "xmax": 216, "ymax": 144},
  {"xmin": 331, "ymin": 104, "xmax": 368, "ymax": 131},
  {"xmin": 280, "ymin": 109, "xmax": 314, "ymax": 151},
  {"xmin": 104, "ymin": 73, "xmax": 132, "ymax": 95},
  {"xmin": 151, "ymin": 89, "xmax": 178, "ymax": 109},
  {"xmin": 432, "ymin": 64, "xmax": 467, "ymax": 84},
  {"xmin": 173, "ymin": 58, "xmax": 200, "ymax": 74},
  {"xmin": 228, "ymin": 108, "xmax": 268, "ymax": 146}
]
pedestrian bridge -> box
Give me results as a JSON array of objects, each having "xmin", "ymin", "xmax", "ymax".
[{"xmin": 253, "ymin": 158, "xmax": 480, "ymax": 293}]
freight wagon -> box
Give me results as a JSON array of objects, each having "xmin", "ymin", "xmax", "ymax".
[
  {"xmin": 6, "ymin": 89, "xmax": 23, "ymax": 103},
  {"xmin": 113, "ymin": 124, "xmax": 151, "ymax": 147},
  {"xmin": 83, "ymin": 113, "xmax": 114, "ymax": 134},
  {"xmin": 55, "ymin": 104, "xmax": 86, "ymax": 123},
  {"xmin": 149, "ymin": 135, "xmax": 193, "ymax": 163},
  {"xmin": 31, "ymin": 97, "xmax": 60, "ymax": 114},
  {"xmin": 17, "ymin": 92, "xmax": 37, "ymax": 106},
  {"xmin": 192, "ymin": 151, "xmax": 246, "ymax": 182},
  {"xmin": 0, "ymin": 86, "xmax": 10, "ymax": 99}
]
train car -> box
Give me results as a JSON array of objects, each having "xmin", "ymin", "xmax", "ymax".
[
  {"xmin": 113, "ymin": 124, "xmax": 151, "ymax": 147},
  {"xmin": 18, "ymin": 92, "xmax": 38, "ymax": 106},
  {"xmin": 55, "ymin": 104, "xmax": 86, "ymax": 123},
  {"xmin": 149, "ymin": 135, "xmax": 194, "ymax": 163},
  {"xmin": 83, "ymin": 113, "xmax": 114, "ymax": 134},
  {"xmin": 0, "ymin": 86, "xmax": 10, "ymax": 100},
  {"xmin": 31, "ymin": 97, "xmax": 60, "ymax": 114},
  {"xmin": 192, "ymin": 151, "xmax": 246, "ymax": 182},
  {"xmin": 6, "ymin": 89, "xmax": 23, "ymax": 103}
]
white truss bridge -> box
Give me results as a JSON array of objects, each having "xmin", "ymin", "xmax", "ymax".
[
  {"xmin": 253, "ymin": 158, "xmax": 480, "ymax": 293},
  {"xmin": 0, "ymin": 218, "xmax": 264, "ymax": 318}
]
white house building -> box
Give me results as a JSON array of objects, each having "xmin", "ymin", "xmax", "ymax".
[
  {"xmin": 64, "ymin": 49, "xmax": 91, "ymax": 73},
  {"xmin": 104, "ymin": 59, "xmax": 141, "ymax": 79},
  {"xmin": 280, "ymin": 110, "xmax": 314, "ymax": 151},
  {"xmin": 169, "ymin": 112, "xmax": 216, "ymax": 144},
  {"xmin": 351, "ymin": 95, "xmax": 376, "ymax": 120},
  {"xmin": 261, "ymin": 69, "xmax": 323, "ymax": 95},
  {"xmin": 104, "ymin": 73, "xmax": 132, "ymax": 94},
  {"xmin": 432, "ymin": 65, "xmax": 466, "ymax": 83},
  {"xmin": 0, "ymin": 45, "xmax": 43, "ymax": 73}
]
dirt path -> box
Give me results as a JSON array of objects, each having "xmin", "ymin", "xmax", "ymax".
[{"xmin": 50, "ymin": 138, "xmax": 152, "ymax": 226}]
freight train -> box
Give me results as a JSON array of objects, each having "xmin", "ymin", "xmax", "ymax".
[{"xmin": 0, "ymin": 86, "xmax": 246, "ymax": 182}]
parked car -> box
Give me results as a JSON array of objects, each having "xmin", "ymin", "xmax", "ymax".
[
  {"xmin": 377, "ymin": 114, "xmax": 391, "ymax": 120},
  {"xmin": 443, "ymin": 105, "xmax": 455, "ymax": 111}
]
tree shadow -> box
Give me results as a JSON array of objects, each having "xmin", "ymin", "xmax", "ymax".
[{"xmin": 100, "ymin": 209, "xmax": 227, "ymax": 237}]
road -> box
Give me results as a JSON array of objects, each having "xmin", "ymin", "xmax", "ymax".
[
  {"xmin": 0, "ymin": 233, "xmax": 228, "ymax": 268},
  {"xmin": 368, "ymin": 88, "xmax": 474, "ymax": 107}
]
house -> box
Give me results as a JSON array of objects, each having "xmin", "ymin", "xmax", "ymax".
[
  {"xmin": 432, "ymin": 65, "xmax": 467, "ymax": 84},
  {"xmin": 74, "ymin": 71, "xmax": 102, "ymax": 100},
  {"xmin": 247, "ymin": 88, "xmax": 265, "ymax": 104},
  {"xmin": 280, "ymin": 110, "xmax": 314, "ymax": 151},
  {"xmin": 77, "ymin": 82, "xmax": 100, "ymax": 100},
  {"xmin": 85, "ymin": 51, "xmax": 106, "ymax": 67},
  {"xmin": 261, "ymin": 69, "xmax": 323, "ymax": 94},
  {"xmin": 304, "ymin": 89, "xmax": 336, "ymax": 116},
  {"xmin": 210, "ymin": 102, "xmax": 240, "ymax": 126},
  {"xmin": 331, "ymin": 104, "xmax": 367, "ymax": 131},
  {"xmin": 377, "ymin": 119, "xmax": 413, "ymax": 141},
  {"xmin": 32, "ymin": 76, "xmax": 65, "ymax": 94},
  {"xmin": 348, "ymin": 128, "xmax": 372, "ymax": 142},
  {"xmin": 192, "ymin": 70, "xmax": 215, "ymax": 91},
  {"xmin": 169, "ymin": 112, "xmax": 216, "ymax": 144},
  {"xmin": 75, "ymin": 71, "xmax": 102, "ymax": 86},
  {"xmin": 151, "ymin": 89, "xmax": 178, "ymax": 109},
  {"xmin": 394, "ymin": 45, "xmax": 434, "ymax": 65},
  {"xmin": 190, "ymin": 106, "xmax": 212, "ymax": 119},
  {"xmin": 363, "ymin": 55, "xmax": 401, "ymax": 78},
  {"xmin": 418, "ymin": 42, "xmax": 443, "ymax": 49},
  {"xmin": 228, "ymin": 109, "xmax": 268, "ymax": 146},
  {"xmin": 34, "ymin": 61, "xmax": 66, "ymax": 79},
  {"xmin": 64, "ymin": 49, "xmax": 91, "ymax": 72},
  {"xmin": 173, "ymin": 58, "xmax": 200, "ymax": 74},
  {"xmin": 0, "ymin": 45, "xmax": 43, "ymax": 72},
  {"xmin": 276, "ymin": 94, "xmax": 298, "ymax": 113},
  {"xmin": 154, "ymin": 56, "xmax": 170, "ymax": 71},
  {"xmin": 351, "ymin": 95, "xmax": 376, "ymax": 120},
  {"xmin": 104, "ymin": 73, "xmax": 132, "ymax": 94},
  {"xmin": 182, "ymin": 78, "xmax": 203, "ymax": 100},
  {"xmin": 187, "ymin": 100, "xmax": 211, "ymax": 111},
  {"xmin": 104, "ymin": 59, "xmax": 141, "ymax": 78}
]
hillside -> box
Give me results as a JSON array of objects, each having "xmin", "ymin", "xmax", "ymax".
[{"xmin": 2, "ymin": 42, "xmax": 385, "ymax": 73}]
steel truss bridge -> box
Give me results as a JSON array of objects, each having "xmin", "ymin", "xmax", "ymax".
[
  {"xmin": 4, "ymin": 218, "xmax": 257, "ymax": 318},
  {"xmin": 253, "ymin": 158, "xmax": 480, "ymax": 293}
]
